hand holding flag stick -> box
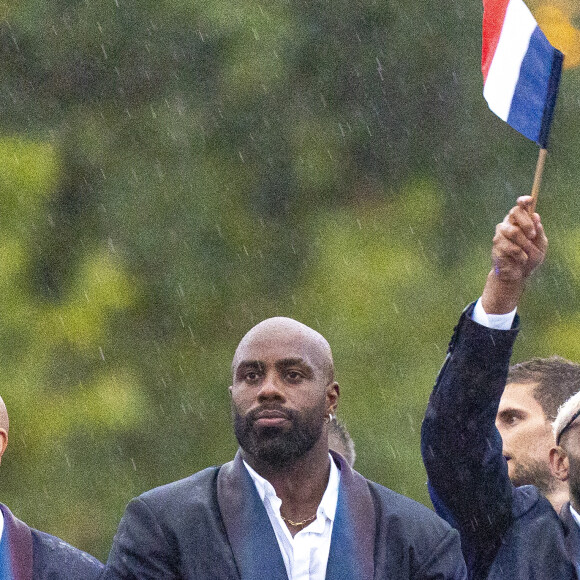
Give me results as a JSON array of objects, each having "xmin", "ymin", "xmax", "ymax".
[{"xmin": 482, "ymin": 0, "xmax": 564, "ymax": 213}]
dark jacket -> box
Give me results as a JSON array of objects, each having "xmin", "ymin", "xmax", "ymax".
[
  {"xmin": 103, "ymin": 450, "xmax": 467, "ymax": 579},
  {"xmin": 421, "ymin": 304, "xmax": 578, "ymax": 579},
  {"xmin": 561, "ymin": 503, "xmax": 580, "ymax": 578},
  {"xmin": 0, "ymin": 503, "xmax": 103, "ymax": 580}
]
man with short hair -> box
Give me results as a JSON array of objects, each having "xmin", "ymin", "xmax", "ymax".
[
  {"xmin": 422, "ymin": 196, "xmax": 578, "ymax": 579},
  {"xmin": 497, "ymin": 355, "xmax": 580, "ymax": 511},
  {"xmin": 548, "ymin": 390, "xmax": 580, "ymax": 557},
  {"xmin": 0, "ymin": 396, "xmax": 103, "ymax": 579},
  {"xmin": 103, "ymin": 316, "xmax": 466, "ymax": 579}
]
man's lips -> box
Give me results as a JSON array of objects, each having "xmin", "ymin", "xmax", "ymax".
[{"xmin": 252, "ymin": 410, "xmax": 290, "ymax": 427}]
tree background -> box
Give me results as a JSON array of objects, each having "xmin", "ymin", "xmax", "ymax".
[{"xmin": 1, "ymin": 0, "xmax": 579, "ymax": 561}]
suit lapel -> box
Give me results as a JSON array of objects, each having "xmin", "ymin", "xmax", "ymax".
[
  {"xmin": 326, "ymin": 451, "xmax": 376, "ymax": 580},
  {"xmin": 560, "ymin": 502, "xmax": 580, "ymax": 577},
  {"xmin": 217, "ymin": 452, "xmax": 289, "ymax": 580},
  {"xmin": 0, "ymin": 503, "xmax": 33, "ymax": 580}
]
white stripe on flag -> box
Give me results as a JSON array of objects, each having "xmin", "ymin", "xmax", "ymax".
[{"xmin": 483, "ymin": 0, "xmax": 537, "ymax": 121}]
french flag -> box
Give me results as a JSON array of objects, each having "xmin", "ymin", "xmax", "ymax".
[{"xmin": 482, "ymin": 0, "xmax": 564, "ymax": 148}]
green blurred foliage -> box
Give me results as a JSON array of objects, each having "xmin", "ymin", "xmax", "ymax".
[{"xmin": 0, "ymin": 0, "xmax": 580, "ymax": 563}]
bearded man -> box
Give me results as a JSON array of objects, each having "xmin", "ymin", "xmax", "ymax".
[
  {"xmin": 497, "ymin": 355, "xmax": 580, "ymax": 512},
  {"xmin": 103, "ymin": 317, "xmax": 466, "ymax": 579}
]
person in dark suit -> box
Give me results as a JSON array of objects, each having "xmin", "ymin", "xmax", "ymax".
[
  {"xmin": 103, "ymin": 316, "xmax": 466, "ymax": 579},
  {"xmin": 421, "ymin": 196, "xmax": 579, "ymax": 580},
  {"xmin": 0, "ymin": 396, "xmax": 103, "ymax": 580}
]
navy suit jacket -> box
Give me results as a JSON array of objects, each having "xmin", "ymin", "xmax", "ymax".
[
  {"xmin": 0, "ymin": 503, "xmax": 103, "ymax": 580},
  {"xmin": 561, "ymin": 503, "xmax": 580, "ymax": 578},
  {"xmin": 103, "ymin": 450, "xmax": 467, "ymax": 579},
  {"xmin": 421, "ymin": 305, "xmax": 578, "ymax": 580}
]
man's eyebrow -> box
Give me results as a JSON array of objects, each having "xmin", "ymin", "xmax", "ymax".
[
  {"xmin": 497, "ymin": 408, "xmax": 525, "ymax": 417},
  {"xmin": 235, "ymin": 361, "xmax": 263, "ymax": 374},
  {"xmin": 276, "ymin": 358, "xmax": 314, "ymax": 375}
]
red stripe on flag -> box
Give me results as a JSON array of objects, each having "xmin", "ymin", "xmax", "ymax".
[{"xmin": 482, "ymin": 0, "xmax": 511, "ymax": 82}]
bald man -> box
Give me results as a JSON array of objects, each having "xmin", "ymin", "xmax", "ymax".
[
  {"xmin": 103, "ymin": 317, "xmax": 466, "ymax": 579},
  {"xmin": 0, "ymin": 396, "xmax": 103, "ymax": 579}
]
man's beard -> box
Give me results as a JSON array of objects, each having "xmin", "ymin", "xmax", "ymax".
[
  {"xmin": 510, "ymin": 457, "xmax": 556, "ymax": 495},
  {"xmin": 233, "ymin": 403, "xmax": 325, "ymax": 468}
]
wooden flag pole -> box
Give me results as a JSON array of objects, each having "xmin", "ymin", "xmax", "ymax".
[{"xmin": 529, "ymin": 147, "xmax": 547, "ymax": 214}]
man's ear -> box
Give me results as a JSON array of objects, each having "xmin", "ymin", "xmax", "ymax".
[
  {"xmin": 326, "ymin": 382, "xmax": 339, "ymax": 415},
  {"xmin": 228, "ymin": 385, "xmax": 233, "ymax": 397},
  {"xmin": 0, "ymin": 429, "xmax": 7, "ymax": 465},
  {"xmin": 550, "ymin": 445, "xmax": 569, "ymax": 482}
]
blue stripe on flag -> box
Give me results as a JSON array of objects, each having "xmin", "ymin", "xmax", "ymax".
[{"xmin": 507, "ymin": 26, "xmax": 562, "ymax": 146}]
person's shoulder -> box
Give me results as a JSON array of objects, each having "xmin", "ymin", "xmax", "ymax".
[
  {"xmin": 117, "ymin": 465, "xmax": 224, "ymax": 538},
  {"xmin": 366, "ymin": 479, "xmax": 453, "ymax": 531},
  {"xmin": 139, "ymin": 465, "xmax": 220, "ymax": 497},
  {"xmin": 363, "ymin": 478, "xmax": 465, "ymax": 576},
  {"xmin": 31, "ymin": 529, "xmax": 103, "ymax": 580},
  {"xmin": 512, "ymin": 484, "xmax": 563, "ymax": 526},
  {"xmin": 487, "ymin": 488, "xmax": 574, "ymax": 580},
  {"xmin": 512, "ymin": 484, "xmax": 545, "ymax": 515}
]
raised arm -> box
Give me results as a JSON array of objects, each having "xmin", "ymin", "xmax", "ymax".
[{"xmin": 421, "ymin": 196, "xmax": 547, "ymax": 577}]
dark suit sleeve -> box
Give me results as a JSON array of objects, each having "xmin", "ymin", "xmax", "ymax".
[
  {"xmin": 416, "ymin": 527, "xmax": 467, "ymax": 580},
  {"xmin": 102, "ymin": 497, "xmax": 179, "ymax": 580},
  {"xmin": 421, "ymin": 304, "xmax": 519, "ymax": 577}
]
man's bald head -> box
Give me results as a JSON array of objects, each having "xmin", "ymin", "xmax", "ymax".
[
  {"xmin": 232, "ymin": 317, "xmax": 335, "ymax": 384},
  {"xmin": 231, "ymin": 317, "xmax": 339, "ymax": 469}
]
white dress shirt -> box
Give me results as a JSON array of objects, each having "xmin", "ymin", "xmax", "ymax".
[
  {"xmin": 0, "ymin": 507, "xmax": 3, "ymax": 543},
  {"xmin": 243, "ymin": 455, "xmax": 340, "ymax": 580},
  {"xmin": 472, "ymin": 297, "xmax": 517, "ymax": 330}
]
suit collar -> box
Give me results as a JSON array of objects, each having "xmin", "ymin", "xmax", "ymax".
[
  {"xmin": 0, "ymin": 503, "xmax": 33, "ymax": 580},
  {"xmin": 217, "ymin": 450, "xmax": 376, "ymax": 580},
  {"xmin": 326, "ymin": 450, "xmax": 376, "ymax": 580},
  {"xmin": 511, "ymin": 484, "xmax": 543, "ymax": 518},
  {"xmin": 217, "ymin": 452, "xmax": 289, "ymax": 580}
]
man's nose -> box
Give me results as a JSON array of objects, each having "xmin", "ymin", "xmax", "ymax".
[
  {"xmin": 257, "ymin": 372, "xmax": 285, "ymax": 401},
  {"xmin": 495, "ymin": 419, "xmax": 505, "ymax": 436},
  {"xmin": 494, "ymin": 420, "xmax": 507, "ymax": 449}
]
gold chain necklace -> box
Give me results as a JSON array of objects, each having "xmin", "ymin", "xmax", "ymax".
[{"xmin": 281, "ymin": 513, "xmax": 317, "ymax": 527}]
